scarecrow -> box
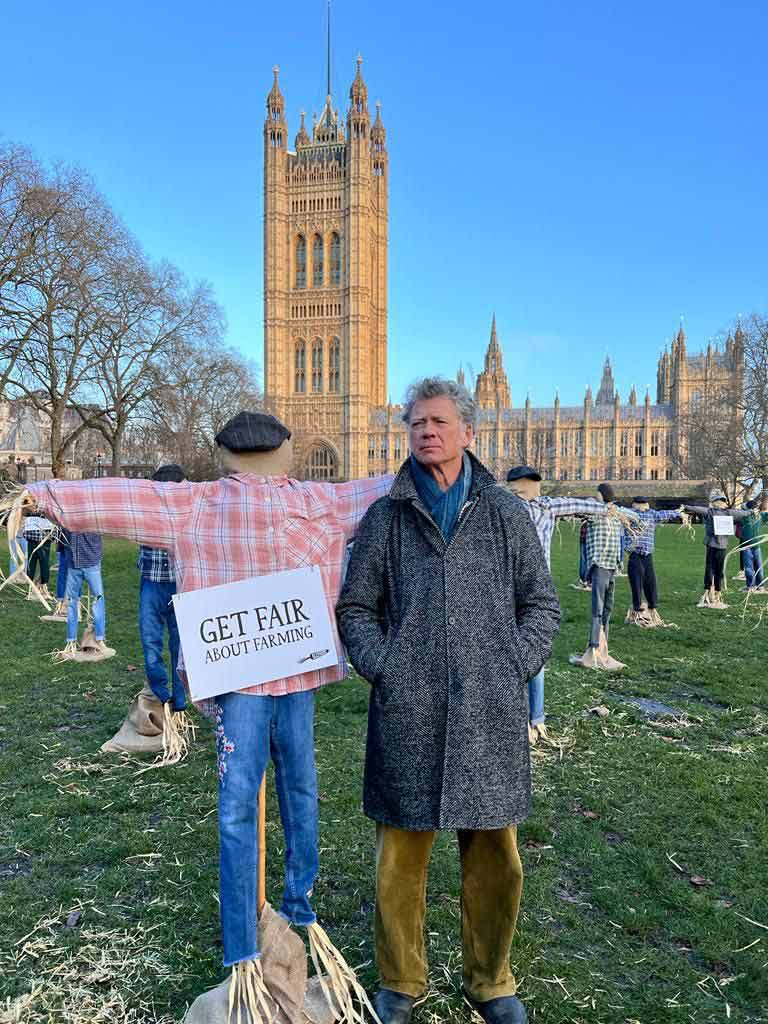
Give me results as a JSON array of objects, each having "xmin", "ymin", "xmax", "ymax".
[
  {"xmin": 102, "ymin": 464, "xmax": 190, "ymax": 759},
  {"xmin": 683, "ymin": 495, "xmax": 751, "ymax": 609},
  {"xmin": 504, "ymin": 465, "xmax": 608, "ymax": 742},
  {"xmin": 6, "ymin": 410, "xmax": 391, "ymax": 1023},
  {"xmin": 570, "ymin": 483, "xmax": 641, "ymax": 671},
  {"xmin": 623, "ymin": 497, "xmax": 687, "ymax": 627}
]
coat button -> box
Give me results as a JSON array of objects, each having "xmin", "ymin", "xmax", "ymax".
[{"xmin": 448, "ymin": 616, "xmax": 456, "ymax": 626}]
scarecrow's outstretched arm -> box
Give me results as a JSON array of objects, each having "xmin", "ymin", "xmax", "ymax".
[
  {"xmin": 27, "ymin": 477, "xmax": 196, "ymax": 549},
  {"xmin": 333, "ymin": 473, "xmax": 395, "ymax": 542},
  {"xmin": 546, "ymin": 496, "xmax": 607, "ymax": 520}
]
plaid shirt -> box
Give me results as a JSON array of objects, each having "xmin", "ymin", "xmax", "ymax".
[
  {"xmin": 625, "ymin": 509, "xmax": 681, "ymax": 555},
  {"xmin": 23, "ymin": 515, "xmax": 54, "ymax": 545},
  {"xmin": 137, "ymin": 545, "xmax": 175, "ymax": 583},
  {"xmin": 30, "ymin": 473, "xmax": 393, "ymax": 701},
  {"xmin": 585, "ymin": 506, "xmax": 639, "ymax": 572},
  {"xmin": 503, "ymin": 490, "xmax": 606, "ymax": 567},
  {"xmin": 66, "ymin": 530, "xmax": 102, "ymax": 569}
]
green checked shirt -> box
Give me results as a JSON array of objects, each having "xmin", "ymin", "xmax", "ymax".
[{"xmin": 585, "ymin": 506, "xmax": 639, "ymax": 572}]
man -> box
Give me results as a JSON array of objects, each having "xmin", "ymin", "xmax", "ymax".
[
  {"xmin": 570, "ymin": 483, "xmax": 639, "ymax": 671},
  {"xmin": 624, "ymin": 497, "xmax": 684, "ymax": 626},
  {"xmin": 61, "ymin": 529, "xmax": 113, "ymax": 660},
  {"xmin": 504, "ymin": 465, "xmax": 606, "ymax": 743},
  {"xmin": 683, "ymin": 494, "xmax": 751, "ymax": 609},
  {"xmin": 24, "ymin": 411, "xmax": 392, "ymax": 1019},
  {"xmin": 337, "ymin": 378, "xmax": 560, "ymax": 1024}
]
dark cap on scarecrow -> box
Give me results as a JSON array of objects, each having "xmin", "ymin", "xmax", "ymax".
[
  {"xmin": 598, "ymin": 482, "xmax": 616, "ymax": 503},
  {"xmin": 152, "ymin": 464, "xmax": 186, "ymax": 483},
  {"xmin": 506, "ymin": 465, "xmax": 542, "ymax": 483},
  {"xmin": 215, "ymin": 411, "xmax": 291, "ymax": 453}
]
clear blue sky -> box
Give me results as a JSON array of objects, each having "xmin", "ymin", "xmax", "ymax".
[{"xmin": 4, "ymin": 0, "xmax": 766, "ymax": 406}]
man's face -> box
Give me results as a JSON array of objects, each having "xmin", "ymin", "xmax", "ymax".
[
  {"xmin": 634, "ymin": 502, "xmax": 650, "ymax": 512},
  {"xmin": 408, "ymin": 397, "xmax": 473, "ymax": 468},
  {"xmin": 508, "ymin": 477, "xmax": 540, "ymax": 500}
]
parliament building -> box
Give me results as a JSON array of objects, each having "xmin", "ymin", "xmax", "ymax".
[{"xmin": 262, "ymin": 61, "xmax": 743, "ymax": 485}]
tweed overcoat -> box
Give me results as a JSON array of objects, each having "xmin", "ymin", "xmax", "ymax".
[{"xmin": 336, "ymin": 454, "xmax": 561, "ymax": 830}]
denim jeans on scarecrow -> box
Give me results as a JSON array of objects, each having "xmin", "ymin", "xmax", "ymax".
[
  {"xmin": 216, "ymin": 689, "xmax": 319, "ymax": 966},
  {"xmin": 139, "ymin": 578, "xmax": 184, "ymax": 709},
  {"xmin": 743, "ymin": 546, "xmax": 764, "ymax": 590},
  {"xmin": 527, "ymin": 668, "xmax": 545, "ymax": 727},
  {"xmin": 56, "ymin": 545, "xmax": 70, "ymax": 600},
  {"xmin": 66, "ymin": 565, "xmax": 106, "ymax": 641}
]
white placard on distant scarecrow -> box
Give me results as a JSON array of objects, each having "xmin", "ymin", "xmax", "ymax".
[
  {"xmin": 713, "ymin": 515, "xmax": 735, "ymax": 537},
  {"xmin": 173, "ymin": 566, "xmax": 338, "ymax": 701}
]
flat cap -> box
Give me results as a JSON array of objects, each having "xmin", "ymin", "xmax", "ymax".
[
  {"xmin": 632, "ymin": 495, "xmax": 649, "ymax": 505},
  {"xmin": 506, "ymin": 464, "xmax": 542, "ymax": 483},
  {"xmin": 598, "ymin": 482, "xmax": 616, "ymax": 503},
  {"xmin": 215, "ymin": 411, "xmax": 291, "ymax": 453}
]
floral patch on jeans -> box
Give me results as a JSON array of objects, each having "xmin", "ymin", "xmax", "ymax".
[{"xmin": 214, "ymin": 703, "xmax": 235, "ymax": 782}]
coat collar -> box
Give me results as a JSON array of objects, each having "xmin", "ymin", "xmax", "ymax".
[{"xmin": 390, "ymin": 450, "xmax": 497, "ymax": 503}]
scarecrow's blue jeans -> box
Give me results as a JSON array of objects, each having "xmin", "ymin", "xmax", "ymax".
[
  {"xmin": 66, "ymin": 564, "xmax": 105, "ymax": 642},
  {"xmin": 9, "ymin": 534, "xmax": 27, "ymax": 574},
  {"xmin": 215, "ymin": 689, "xmax": 318, "ymax": 966},
  {"xmin": 138, "ymin": 578, "xmax": 184, "ymax": 710},
  {"xmin": 528, "ymin": 667, "xmax": 545, "ymax": 727},
  {"xmin": 744, "ymin": 546, "xmax": 765, "ymax": 589},
  {"xmin": 56, "ymin": 546, "xmax": 70, "ymax": 600},
  {"xmin": 578, "ymin": 539, "xmax": 588, "ymax": 583}
]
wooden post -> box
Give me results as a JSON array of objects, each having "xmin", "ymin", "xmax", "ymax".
[{"xmin": 258, "ymin": 774, "xmax": 267, "ymax": 913}]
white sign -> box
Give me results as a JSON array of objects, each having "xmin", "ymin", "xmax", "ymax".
[
  {"xmin": 172, "ymin": 566, "xmax": 338, "ymax": 701},
  {"xmin": 713, "ymin": 515, "xmax": 735, "ymax": 537}
]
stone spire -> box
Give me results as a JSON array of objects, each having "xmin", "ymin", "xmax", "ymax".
[
  {"xmin": 596, "ymin": 356, "xmax": 616, "ymax": 405},
  {"xmin": 295, "ymin": 110, "xmax": 311, "ymax": 149},
  {"xmin": 475, "ymin": 315, "xmax": 511, "ymax": 409}
]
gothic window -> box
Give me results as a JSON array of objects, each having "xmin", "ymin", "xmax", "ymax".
[
  {"xmin": 294, "ymin": 340, "xmax": 306, "ymax": 393},
  {"xmin": 295, "ymin": 236, "xmax": 306, "ymax": 289},
  {"xmin": 330, "ymin": 233, "xmax": 342, "ymax": 286},
  {"xmin": 489, "ymin": 436, "xmax": 497, "ymax": 460},
  {"xmin": 634, "ymin": 467, "xmax": 644, "ymax": 480},
  {"xmin": 650, "ymin": 469, "xmax": 659, "ymax": 480},
  {"xmin": 313, "ymin": 234, "xmax": 324, "ymax": 287},
  {"xmin": 328, "ymin": 337, "xmax": 341, "ymax": 393},
  {"xmin": 620, "ymin": 431, "xmax": 629, "ymax": 457},
  {"xmin": 368, "ymin": 436, "xmax": 376, "ymax": 460},
  {"xmin": 591, "ymin": 431, "xmax": 599, "ymax": 457},
  {"xmin": 307, "ymin": 444, "xmax": 337, "ymax": 481},
  {"xmin": 574, "ymin": 430, "xmax": 582, "ymax": 457},
  {"xmin": 590, "ymin": 468, "xmax": 598, "ymax": 481},
  {"xmin": 575, "ymin": 468, "xmax": 583, "ymax": 480},
  {"xmin": 380, "ymin": 439, "xmax": 388, "ymax": 460},
  {"xmin": 560, "ymin": 469, "xmax": 568, "ymax": 481},
  {"xmin": 560, "ymin": 434, "xmax": 568, "ymax": 457},
  {"xmin": 635, "ymin": 430, "xmax": 643, "ymax": 457},
  {"xmin": 651, "ymin": 431, "xmax": 660, "ymax": 457},
  {"xmin": 504, "ymin": 433, "xmax": 511, "ymax": 457},
  {"xmin": 665, "ymin": 467, "xmax": 673, "ymax": 480},
  {"xmin": 607, "ymin": 434, "xmax": 614, "ymax": 457},
  {"xmin": 311, "ymin": 338, "xmax": 323, "ymax": 392},
  {"xmin": 665, "ymin": 432, "xmax": 674, "ymax": 456},
  {"xmin": 394, "ymin": 436, "xmax": 402, "ymax": 461}
]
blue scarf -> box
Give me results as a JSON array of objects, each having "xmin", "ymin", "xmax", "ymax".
[{"xmin": 410, "ymin": 452, "xmax": 473, "ymax": 541}]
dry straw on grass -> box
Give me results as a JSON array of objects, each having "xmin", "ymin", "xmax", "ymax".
[{"xmin": 0, "ymin": 901, "xmax": 178, "ymax": 1024}]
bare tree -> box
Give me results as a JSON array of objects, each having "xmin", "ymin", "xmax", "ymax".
[
  {"xmin": 0, "ymin": 145, "xmax": 75, "ymax": 398},
  {"xmin": 740, "ymin": 314, "xmax": 768, "ymax": 490},
  {"xmin": 125, "ymin": 339, "xmax": 262, "ymax": 480},
  {"xmin": 89, "ymin": 256, "xmax": 224, "ymax": 474},
  {"xmin": 3, "ymin": 168, "xmax": 124, "ymax": 475}
]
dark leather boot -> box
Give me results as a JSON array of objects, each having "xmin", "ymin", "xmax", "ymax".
[
  {"xmin": 373, "ymin": 988, "xmax": 416, "ymax": 1024},
  {"xmin": 464, "ymin": 992, "xmax": 528, "ymax": 1023}
]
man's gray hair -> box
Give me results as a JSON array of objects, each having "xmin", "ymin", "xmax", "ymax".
[{"xmin": 402, "ymin": 376, "xmax": 478, "ymax": 431}]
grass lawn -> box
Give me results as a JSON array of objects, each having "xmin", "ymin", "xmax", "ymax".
[{"xmin": 0, "ymin": 525, "xmax": 766, "ymax": 1023}]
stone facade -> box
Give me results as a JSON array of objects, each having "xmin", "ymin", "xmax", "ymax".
[{"xmin": 263, "ymin": 64, "xmax": 743, "ymax": 485}]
